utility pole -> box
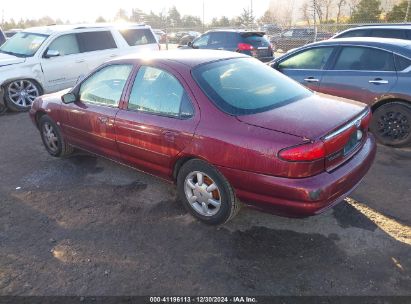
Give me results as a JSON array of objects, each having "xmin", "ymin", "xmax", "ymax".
[
  {"xmin": 405, "ymin": 0, "xmax": 411, "ymax": 22},
  {"xmin": 202, "ymin": 0, "xmax": 205, "ymax": 33}
]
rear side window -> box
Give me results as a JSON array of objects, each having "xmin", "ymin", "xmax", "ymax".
[
  {"xmin": 279, "ymin": 47, "xmax": 334, "ymax": 70},
  {"xmin": 337, "ymin": 29, "xmax": 368, "ymax": 38},
  {"xmin": 119, "ymin": 28, "xmax": 156, "ymax": 46},
  {"xmin": 128, "ymin": 66, "xmax": 193, "ymax": 118},
  {"xmin": 193, "ymin": 58, "xmax": 312, "ymax": 116},
  {"xmin": 407, "ymin": 30, "xmax": 411, "ymax": 39},
  {"xmin": 48, "ymin": 34, "xmax": 80, "ymax": 56},
  {"xmin": 370, "ymin": 29, "xmax": 406, "ymax": 39},
  {"xmin": 243, "ymin": 34, "xmax": 270, "ymax": 47},
  {"xmin": 395, "ymin": 55, "xmax": 411, "ymax": 71},
  {"xmin": 77, "ymin": 31, "xmax": 117, "ymax": 52},
  {"xmin": 333, "ymin": 47, "xmax": 395, "ymax": 71}
]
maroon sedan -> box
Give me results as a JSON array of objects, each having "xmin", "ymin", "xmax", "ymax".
[{"xmin": 30, "ymin": 50, "xmax": 376, "ymax": 225}]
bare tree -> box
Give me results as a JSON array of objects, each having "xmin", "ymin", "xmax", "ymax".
[{"xmin": 336, "ymin": 0, "xmax": 347, "ymax": 22}]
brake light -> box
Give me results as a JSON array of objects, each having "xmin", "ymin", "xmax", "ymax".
[
  {"xmin": 361, "ymin": 109, "xmax": 372, "ymax": 130},
  {"xmin": 238, "ymin": 43, "xmax": 254, "ymax": 51},
  {"xmin": 279, "ymin": 141, "xmax": 325, "ymax": 162}
]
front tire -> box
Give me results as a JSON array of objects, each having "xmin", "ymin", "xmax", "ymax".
[
  {"xmin": 370, "ymin": 102, "xmax": 411, "ymax": 147},
  {"xmin": 39, "ymin": 115, "xmax": 73, "ymax": 157},
  {"xmin": 177, "ymin": 159, "xmax": 240, "ymax": 225},
  {"xmin": 4, "ymin": 79, "xmax": 42, "ymax": 112}
]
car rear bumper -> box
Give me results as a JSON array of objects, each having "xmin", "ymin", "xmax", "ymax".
[{"xmin": 217, "ymin": 134, "xmax": 377, "ymax": 217}]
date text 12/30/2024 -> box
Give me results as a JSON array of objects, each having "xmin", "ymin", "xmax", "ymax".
[{"xmin": 149, "ymin": 297, "xmax": 257, "ymax": 303}]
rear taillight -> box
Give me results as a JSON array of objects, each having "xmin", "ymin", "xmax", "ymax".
[
  {"xmin": 237, "ymin": 43, "xmax": 254, "ymax": 51},
  {"xmin": 361, "ymin": 109, "xmax": 372, "ymax": 130},
  {"xmin": 279, "ymin": 141, "xmax": 325, "ymax": 162}
]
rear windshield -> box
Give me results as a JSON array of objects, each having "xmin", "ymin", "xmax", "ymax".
[
  {"xmin": 192, "ymin": 58, "xmax": 312, "ymax": 115},
  {"xmin": 242, "ymin": 34, "xmax": 270, "ymax": 47},
  {"xmin": 119, "ymin": 28, "xmax": 157, "ymax": 46}
]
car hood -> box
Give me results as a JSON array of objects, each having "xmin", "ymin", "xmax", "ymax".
[
  {"xmin": 0, "ymin": 52, "xmax": 26, "ymax": 67},
  {"xmin": 236, "ymin": 93, "xmax": 367, "ymax": 140}
]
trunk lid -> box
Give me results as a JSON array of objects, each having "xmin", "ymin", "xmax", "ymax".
[{"xmin": 236, "ymin": 93, "xmax": 366, "ymax": 140}]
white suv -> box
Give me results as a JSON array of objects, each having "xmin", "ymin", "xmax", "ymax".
[{"xmin": 0, "ymin": 23, "xmax": 159, "ymax": 112}]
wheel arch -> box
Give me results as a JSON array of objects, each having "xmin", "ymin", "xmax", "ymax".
[
  {"xmin": 371, "ymin": 98, "xmax": 411, "ymax": 112},
  {"xmin": 34, "ymin": 110, "xmax": 48, "ymax": 129},
  {"xmin": 172, "ymin": 155, "xmax": 212, "ymax": 182}
]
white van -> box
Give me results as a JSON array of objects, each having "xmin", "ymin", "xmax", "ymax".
[{"xmin": 0, "ymin": 23, "xmax": 159, "ymax": 112}]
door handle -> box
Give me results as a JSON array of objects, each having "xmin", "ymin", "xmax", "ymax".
[
  {"xmin": 75, "ymin": 59, "xmax": 85, "ymax": 63},
  {"xmin": 304, "ymin": 77, "xmax": 320, "ymax": 83},
  {"xmin": 369, "ymin": 78, "xmax": 389, "ymax": 85},
  {"xmin": 162, "ymin": 130, "xmax": 177, "ymax": 142},
  {"xmin": 98, "ymin": 116, "xmax": 109, "ymax": 124}
]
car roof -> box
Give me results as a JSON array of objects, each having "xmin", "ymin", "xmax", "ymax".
[
  {"xmin": 113, "ymin": 49, "xmax": 248, "ymax": 68},
  {"xmin": 205, "ymin": 29, "xmax": 264, "ymax": 34},
  {"xmin": 308, "ymin": 37, "xmax": 411, "ymax": 57},
  {"xmin": 20, "ymin": 23, "xmax": 150, "ymax": 35},
  {"xmin": 342, "ymin": 24, "xmax": 411, "ymax": 31}
]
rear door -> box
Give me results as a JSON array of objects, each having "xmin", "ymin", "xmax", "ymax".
[
  {"xmin": 115, "ymin": 64, "xmax": 200, "ymax": 179},
  {"xmin": 241, "ymin": 33, "xmax": 273, "ymax": 60},
  {"xmin": 276, "ymin": 46, "xmax": 336, "ymax": 91},
  {"xmin": 319, "ymin": 46, "xmax": 398, "ymax": 103},
  {"xmin": 62, "ymin": 64, "xmax": 133, "ymax": 159}
]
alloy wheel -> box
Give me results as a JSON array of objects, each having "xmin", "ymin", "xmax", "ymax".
[
  {"xmin": 42, "ymin": 122, "xmax": 59, "ymax": 153},
  {"xmin": 7, "ymin": 80, "xmax": 40, "ymax": 108},
  {"xmin": 184, "ymin": 171, "xmax": 222, "ymax": 217},
  {"xmin": 377, "ymin": 111, "xmax": 409, "ymax": 142}
]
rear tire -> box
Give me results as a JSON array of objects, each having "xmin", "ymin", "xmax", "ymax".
[
  {"xmin": 39, "ymin": 115, "xmax": 73, "ymax": 157},
  {"xmin": 177, "ymin": 159, "xmax": 240, "ymax": 225},
  {"xmin": 370, "ymin": 102, "xmax": 411, "ymax": 147}
]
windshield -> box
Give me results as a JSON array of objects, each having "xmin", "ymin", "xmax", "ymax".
[
  {"xmin": 0, "ymin": 32, "xmax": 48, "ymax": 57},
  {"xmin": 192, "ymin": 58, "xmax": 312, "ymax": 115}
]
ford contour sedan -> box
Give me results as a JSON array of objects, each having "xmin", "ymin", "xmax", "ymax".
[{"xmin": 30, "ymin": 50, "xmax": 376, "ymax": 225}]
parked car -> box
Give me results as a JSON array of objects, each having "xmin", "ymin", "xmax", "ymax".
[
  {"xmin": 5, "ymin": 29, "xmax": 22, "ymax": 39},
  {"xmin": 259, "ymin": 24, "xmax": 282, "ymax": 37},
  {"xmin": 153, "ymin": 29, "xmax": 166, "ymax": 43},
  {"xmin": 168, "ymin": 31, "xmax": 190, "ymax": 44},
  {"xmin": 333, "ymin": 24, "xmax": 411, "ymax": 40},
  {"xmin": 269, "ymin": 37, "xmax": 411, "ymax": 147},
  {"xmin": 0, "ymin": 23, "xmax": 159, "ymax": 112},
  {"xmin": 272, "ymin": 28, "xmax": 333, "ymax": 52},
  {"xmin": 0, "ymin": 27, "xmax": 6, "ymax": 46},
  {"xmin": 179, "ymin": 31, "xmax": 201, "ymax": 46},
  {"xmin": 182, "ymin": 30, "xmax": 274, "ymax": 62},
  {"xmin": 30, "ymin": 50, "xmax": 376, "ymax": 225}
]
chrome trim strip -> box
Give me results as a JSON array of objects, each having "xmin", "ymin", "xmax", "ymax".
[{"xmin": 323, "ymin": 109, "xmax": 369, "ymax": 141}]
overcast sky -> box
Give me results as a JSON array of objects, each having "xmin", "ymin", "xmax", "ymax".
[{"xmin": 1, "ymin": 0, "xmax": 272, "ymax": 23}]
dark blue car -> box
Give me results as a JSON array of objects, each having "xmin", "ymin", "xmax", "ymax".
[{"xmin": 269, "ymin": 37, "xmax": 411, "ymax": 147}]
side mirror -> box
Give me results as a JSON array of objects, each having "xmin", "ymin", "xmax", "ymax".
[
  {"xmin": 61, "ymin": 92, "xmax": 76, "ymax": 104},
  {"xmin": 187, "ymin": 41, "xmax": 193, "ymax": 47},
  {"xmin": 45, "ymin": 49, "xmax": 60, "ymax": 58}
]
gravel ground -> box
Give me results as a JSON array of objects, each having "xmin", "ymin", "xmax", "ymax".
[{"xmin": 0, "ymin": 112, "xmax": 410, "ymax": 296}]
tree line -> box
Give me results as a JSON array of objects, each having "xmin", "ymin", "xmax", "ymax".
[{"xmin": 1, "ymin": 0, "xmax": 410, "ymax": 31}]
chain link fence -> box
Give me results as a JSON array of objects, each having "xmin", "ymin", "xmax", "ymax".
[{"xmin": 157, "ymin": 21, "xmax": 411, "ymax": 53}]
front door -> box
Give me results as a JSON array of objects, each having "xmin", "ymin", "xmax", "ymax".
[
  {"xmin": 40, "ymin": 33, "xmax": 89, "ymax": 92},
  {"xmin": 62, "ymin": 63, "xmax": 134, "ymax": 159},
  {"xmin": 276, "ymin": 46, "xmax": 336, "ymax": 91},
  {"xmin": 115, "ymin": 65, "xmax": 199, "ymax": 179}
]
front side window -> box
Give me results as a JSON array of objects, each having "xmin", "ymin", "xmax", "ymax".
[
  {"xmin": 47, "ymin": 34, "xmax": 80, "ymax": 56},
  {"xmin": 279, "ymin": 47, "xmax": 334, "ymax": 70},
  {"xmin": 119, "ymin": 28, "xmax": 157, "ymax": 46},
  {"xmin": 193, "ymin": 34, "xmax": 210, "ymax": 48},
  {"xmin": 79, "ymin": 64, "xmax": 133, "ymax": 106},
  {"xmin": 77, "ymin": 31, "xmax": 117, "ymax": 52},
  {"xmin": 333, "ymin": 47, "xmax": 395, "ymax": 71},
  {"xmin": 128, "ymin": 66, "xmax": 193, "ymax": 118},
  {"xmin": 0, "ymin": 32, "xmax": 48, "ymax": 57},
  {"xmin": 193, "ymin": 58, "xmax": 312, "ymax": 116}
]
